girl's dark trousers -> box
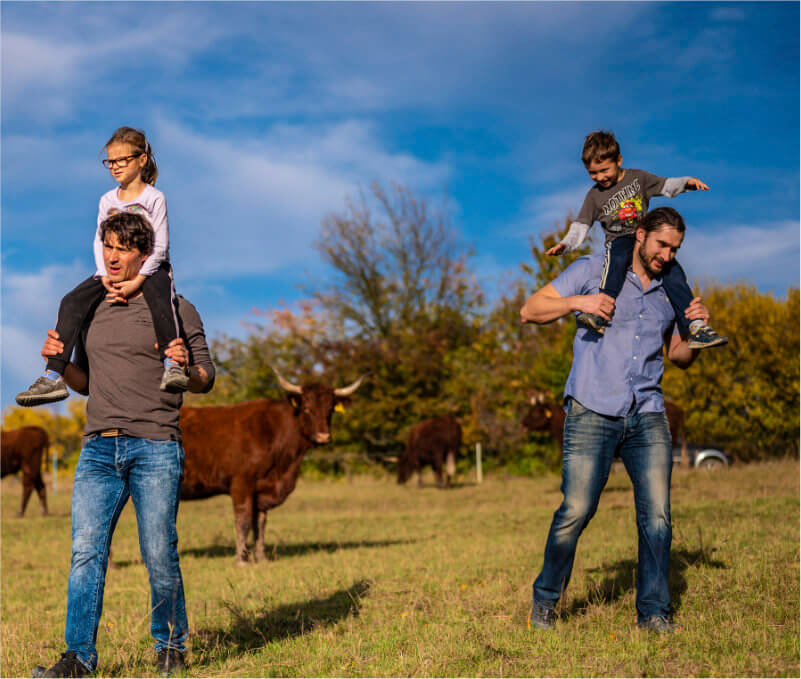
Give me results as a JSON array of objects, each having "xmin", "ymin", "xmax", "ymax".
[
  {"xmin": 598, "ymin": 235, "xmax": 694, "ymax": 335},
  {"xmin": 47, "ymin": 263, "xmax": 179, "ymax": 374}
]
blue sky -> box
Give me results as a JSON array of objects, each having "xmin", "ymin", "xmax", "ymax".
[{"xmin": 2, "ymin": 1, "xmax": 799, "ymax": 411}]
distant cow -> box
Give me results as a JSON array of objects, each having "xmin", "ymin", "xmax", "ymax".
[
  {"xmin": 398, "ymin": 415, "xmax": 462, "ymax": 489},
  {"xmin": 1, "ymin": 426, "xmax": 49, "ymax": 517},
  {"xmin": 522, "ymin": 393, "xmax": 689, "ymax": 462},
  {"xmin": 179, "ymin": 367, "xmax": 365, "ymax": 565}
]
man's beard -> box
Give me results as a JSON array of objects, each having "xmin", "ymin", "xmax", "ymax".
[{"xmin": 636, "ymin": 244, "xmax": 663, "ymax": 277}]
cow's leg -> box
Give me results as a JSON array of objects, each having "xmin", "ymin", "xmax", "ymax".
[
  {"xmin": 34, "ymin": 475, "xmax": 48, "ymax": 516},
  {"xmin": 433, "ymin": 455, "xmax": 446, "ymax": 489},
  {"xmin": 445, "ymin": 451, "xmax": 456, "ymax": 487},
  {"xmin": 230, "ymin": 477, "xmax": 255, "ymax": 566},
  {"xmin": 252, "ymin": 501, "xmax": 268, "ymax": 562},
  {"xmin": 18, "ymin": 480, "xmax": 33, "ymax": 517}
]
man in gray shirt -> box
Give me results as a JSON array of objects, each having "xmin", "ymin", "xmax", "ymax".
[{"xmin": 33, "ymin": 211, "xmax": 215, "ymax": 678}]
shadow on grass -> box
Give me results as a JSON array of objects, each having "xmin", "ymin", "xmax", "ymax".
[
  {"xmin": 192, "ymin": 579, "xmax": 371, "ymax": 659},
  {"xmin": 110, "ymin": 539, "xmax": 415, "ymax": 568},
  {"xmin": 565, "ymin": 547, "xmax": 727, "ymax": 617}
]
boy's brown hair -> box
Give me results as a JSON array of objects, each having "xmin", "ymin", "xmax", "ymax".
[{"xmin": 581, "ymin": 130, "xmax": 621, "ymax": 167}]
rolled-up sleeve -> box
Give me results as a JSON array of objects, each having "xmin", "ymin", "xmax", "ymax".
[{"xmin": 176, "ymin": 297, "xmax": 216, "ymax": 393}]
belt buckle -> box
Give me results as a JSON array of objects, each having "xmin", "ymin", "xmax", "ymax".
[{"xmin": 100, "ymin": 429, "xmax": 121, "ymax": 438}]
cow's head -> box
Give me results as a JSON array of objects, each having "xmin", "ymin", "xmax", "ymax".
[
  {"xmin": 522, "ymin": 392, "xmax": 554, "ymax": 433},
  {"xmin": 272, "ymin": 367, "xmax": 366, "ymax": 445}
]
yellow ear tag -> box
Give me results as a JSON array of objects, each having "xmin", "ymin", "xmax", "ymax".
[
  {"xmin": 335, "ymin": 403, "xmax": 346, "ymax": 414},
  {"xmin": 545, "ymin": 409, "xmax": 552, "ymax": 418}
]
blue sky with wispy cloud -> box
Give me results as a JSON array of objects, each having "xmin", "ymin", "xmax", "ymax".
[{"xmin": 2, "ymin": 1, "xmax": 798, "ymax": 410}]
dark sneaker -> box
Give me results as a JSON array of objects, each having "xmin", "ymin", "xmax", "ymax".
[
  {"xmin": 576, "ymin": 312, "xmax": 608, "ymax": 335},
  {"xmin": 159, "ymin": 366, "xmax": 190, "ymax": 393},
  {"xmin": 156, "ymin": 649, "xmax": 186, "ymax": 677},
  {"xmin": 31, "ymin": 651, "xmax": 90, "ymax": 677},
  {"xmin": 527, "ymin": 600, "xmax": 557, "ymax": 630},
  {"xmin": 637, "ymin": 615, "xmax": 682, "ymax": 633},
  {"xmin": 687, "ymin": 325, "xmax": 728, "ymax": 350},
  {"xmin": 16, "ymin": 376, "xmax": 69, "ymax": 407}
]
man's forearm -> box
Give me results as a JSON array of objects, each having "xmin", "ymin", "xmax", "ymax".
[
  {"xmin": 521, "ymin": 288, "xmax": 580, "ymax": 324},
  {"xmin": 187, "ymin": 365, "xmax": 212, "ymax": 393},
  {"xmin": 62, "ymin": 363, "xmax": 89, "ymax": 395},
  {"xmin": 667, "ymin": 337, "xmax": 699, "ymax": 369}
]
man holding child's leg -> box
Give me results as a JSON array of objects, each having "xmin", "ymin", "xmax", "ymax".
[
  {"xmin": 520, "ymin": 207, "xmax": 711, "ymax": 633},
  {"xmin": 32, "ymin": 212, "xmax": 215, "ymax": 677}
]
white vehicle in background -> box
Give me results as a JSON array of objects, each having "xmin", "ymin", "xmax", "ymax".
[{"xmin": 673, "ymin": 445, "xmax": 730, "ymax": 469}]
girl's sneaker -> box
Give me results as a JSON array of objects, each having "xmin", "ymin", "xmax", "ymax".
[{"xmin": 15, "ymin": 376, "xmax": 69, "ymax": 407}]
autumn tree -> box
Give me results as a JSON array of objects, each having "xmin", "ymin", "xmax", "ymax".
[{"xmin": 2, "ymin": 399, "xmax": 87, "ymax": 464}]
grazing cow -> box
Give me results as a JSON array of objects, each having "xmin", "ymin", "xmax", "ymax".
[
  {"xmin": 179, "ymin": 367, "xmax": 366, "ymax": 565},
  {"xmin": 522, "ymin": 393, "xmax": 689, "ymax": 463},
  {"xmin": 398, "ymin": 415, "xmax": 462, "ymax": 489},
  {"xmin": 1, "ymin": 426, "xmax": 49, "ymax": 517}
]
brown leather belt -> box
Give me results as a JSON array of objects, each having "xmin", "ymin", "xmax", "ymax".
[{"xmin": 100, "ymin": 429, "xmax": 126, "ymax": 438}]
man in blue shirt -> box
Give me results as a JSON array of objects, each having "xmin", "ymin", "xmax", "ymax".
[{"xmin": 520, "ymin": 206, "xmax": 711, "ymax": 633}]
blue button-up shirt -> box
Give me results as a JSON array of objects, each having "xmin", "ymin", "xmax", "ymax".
[{"xmin": 551, "ymin": 254, "xmax": 678, "ymax": 417}]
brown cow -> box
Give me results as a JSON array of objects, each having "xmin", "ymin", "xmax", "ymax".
[
  {"xmin": 179, "ymin": 367, "xmax": 365, "ymax": 565},
  {"xmin": 1, "ymin": 426, "xmax": 49, "ymax": 517},
  {"xmin": 398, "ymin": 415, "xmax": 462, "ymax": 489},
  {"xmin": 522, "ymin": 393, "xmax": 689, "ymax": 464}
]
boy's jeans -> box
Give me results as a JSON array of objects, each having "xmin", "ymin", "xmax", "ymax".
[
  {"xmin": 532, "ymin": 398, "xmax": 673, "ymax": 622},
  {"xmin": 65, "ymin": 435, "xmax": 187, "ymax": 672},
  {"xmin": 599, "ymin": 234, "xmax": 694, "ymax": 335}
]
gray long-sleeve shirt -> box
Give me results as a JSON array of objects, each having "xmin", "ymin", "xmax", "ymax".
[
  {"xmin": 560, "ymin": 170, "xmax": 691, "ymax": 252},
  {"xmin": 74, "ymin": 294, "xmax": 215, "ymax": 441}
]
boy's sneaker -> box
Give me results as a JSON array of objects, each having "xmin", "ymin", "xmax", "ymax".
[
  {"xmin": 576, "ymin": 312, "xmax": 608, "ymax": 335},
  {"xmin": 31, "ymin": 651, "xmax": 90, "ymax": 677},
  {"xmin": 527, "ymin": 601, "xmax": 557, "ymax": 630},
  {"xmin": 16, "ymin": 376, "xmax": 69, "ymax": 407},
  {"xmin": 687, "ymin": 325, "xmax": 728, "ymax": 350},
  {"xmin": 156, "ymin": 649, "xmax": 186, "ymax": 677},
  {"xmin": 160, "ymin": 366, "xmax": 190, "ymax": 393},
  {"xmin": 637, "ymin": 615, "xmax": 682, "ymax": 634}
]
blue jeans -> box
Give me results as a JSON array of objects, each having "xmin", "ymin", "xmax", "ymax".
[
  {"xmin": 65, "ymin": 435, "xmax": 187, "ymax": 671},
  {"xmin": 532, "ymin": 398, "xmax": 673, "ymax": 622}
]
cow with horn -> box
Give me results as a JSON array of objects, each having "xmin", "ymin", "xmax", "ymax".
[{"xmin": 179, "ymin": 366, "xmax": 366, "ymax": 565}]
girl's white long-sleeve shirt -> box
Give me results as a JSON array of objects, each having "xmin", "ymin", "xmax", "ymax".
[{"xmin": 94, "ymin": 184, "xmax": 170, "ymax": 278}]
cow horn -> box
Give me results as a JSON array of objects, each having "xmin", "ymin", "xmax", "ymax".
[
  {"xmin": 334, "ymin": 374, "xmax": 368, "ymax": 397},
  {"xmin": 270, "ymin": 365, "xmax": 302, "ymax": 394}
]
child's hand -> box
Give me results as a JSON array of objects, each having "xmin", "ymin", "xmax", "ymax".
[
  {"xmin": 114, "ymin": 278, "xmax": 143, "ymax": 300},
  {"xmin": 684, "ymin": 296, "xmax": 710, "ymax": 325},
  {"xmin": 575, "ymin": 292, "xmax": 615, "ymax": 320},
  {"xmin": 546, "ymin": 243, "xmax": 567, "ymax": 256},
  {"xmin": 101, "ymin": 276, "xmax": 115, "ymax": 293},
  {"xmin": 105, "ymin": 282, "xmax": 128, "ymax": 305},
  {"xmin": 686, "ymin": 177, "xmax": 709, "ymax": 191}
]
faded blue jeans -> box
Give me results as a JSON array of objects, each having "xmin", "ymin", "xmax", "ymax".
[
  {"xmin": 65, "ymin": 435, "xmax": 187, "ymax": 672},
  {"xmin": 532, "ymin": 397, "xmax": 673, "ymax": 622}
]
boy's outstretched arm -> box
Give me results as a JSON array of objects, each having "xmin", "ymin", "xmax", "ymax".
[
  {"xmin": 661, "ymin": 176, "xmax": 710, "ymax": 197},
  {"xmin": 547, "ymin": 220, "xmax": 591, "ymax": 256}
]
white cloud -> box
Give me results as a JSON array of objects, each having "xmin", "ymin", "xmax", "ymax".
[
  {"xmin": 152, "ymin": 117, "xmax": 450, "ymax": 281},
  {"xmin": 678, "ymin": 220, "xmax": 800, "ymax": 291}
]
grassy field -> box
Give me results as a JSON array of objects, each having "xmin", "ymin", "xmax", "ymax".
[{"xmin": 2, "ymin": 459, "xmax": 799, "ymax": 677}]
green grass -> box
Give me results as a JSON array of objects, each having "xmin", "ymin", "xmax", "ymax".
[{"xmin": 2, "ymin": 459, "xmax": 799, "ymax": 677}]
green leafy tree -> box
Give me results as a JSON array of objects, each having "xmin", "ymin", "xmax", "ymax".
[{"xmin": 2, "ymin": 399, "xmax": 87, "ymax": 464}]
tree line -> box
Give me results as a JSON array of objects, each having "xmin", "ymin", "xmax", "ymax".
[{"xmin": 4, "ymin": 182, "xmax": 798, "ymax": 470}]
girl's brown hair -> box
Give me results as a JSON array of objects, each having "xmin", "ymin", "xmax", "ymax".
[{"xmin": 104, "ymin": 126, "xmax": 158, "ymax": 185}]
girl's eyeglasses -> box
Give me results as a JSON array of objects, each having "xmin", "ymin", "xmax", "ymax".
[{"xmin": 102, "ymin": 154, "xmax": 142, "ymax": 169}]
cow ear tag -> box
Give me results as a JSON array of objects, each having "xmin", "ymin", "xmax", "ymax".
[
  {"xmin": 545, "ymin": 409, "xmax": 552, "ymax": 418},
  {"xmin": 335, "ymin": 403, "xmax": 346, "ymax": 414}
]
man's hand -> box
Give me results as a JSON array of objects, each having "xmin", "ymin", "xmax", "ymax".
[
  {"xmin": 686, "ymin": 177, "xmax": 710, "ymax": 191},
  {"xmin": 546, "ymin": 242, "xmax": 567, "ymax": 256},
  {"xmin": 162, "ymin": 338, "xmax": 189, "ymax": 371},
  {"xmin": 684, "ymin": 296, "xmax": 710, "ymax": 325},
  {"xmin": 574, "ymin": 292, "xmax": 616, "ymax": 321},
  {"xmin": 41, "ymin": 329, "xmax": 64, "ymax": 361}
]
